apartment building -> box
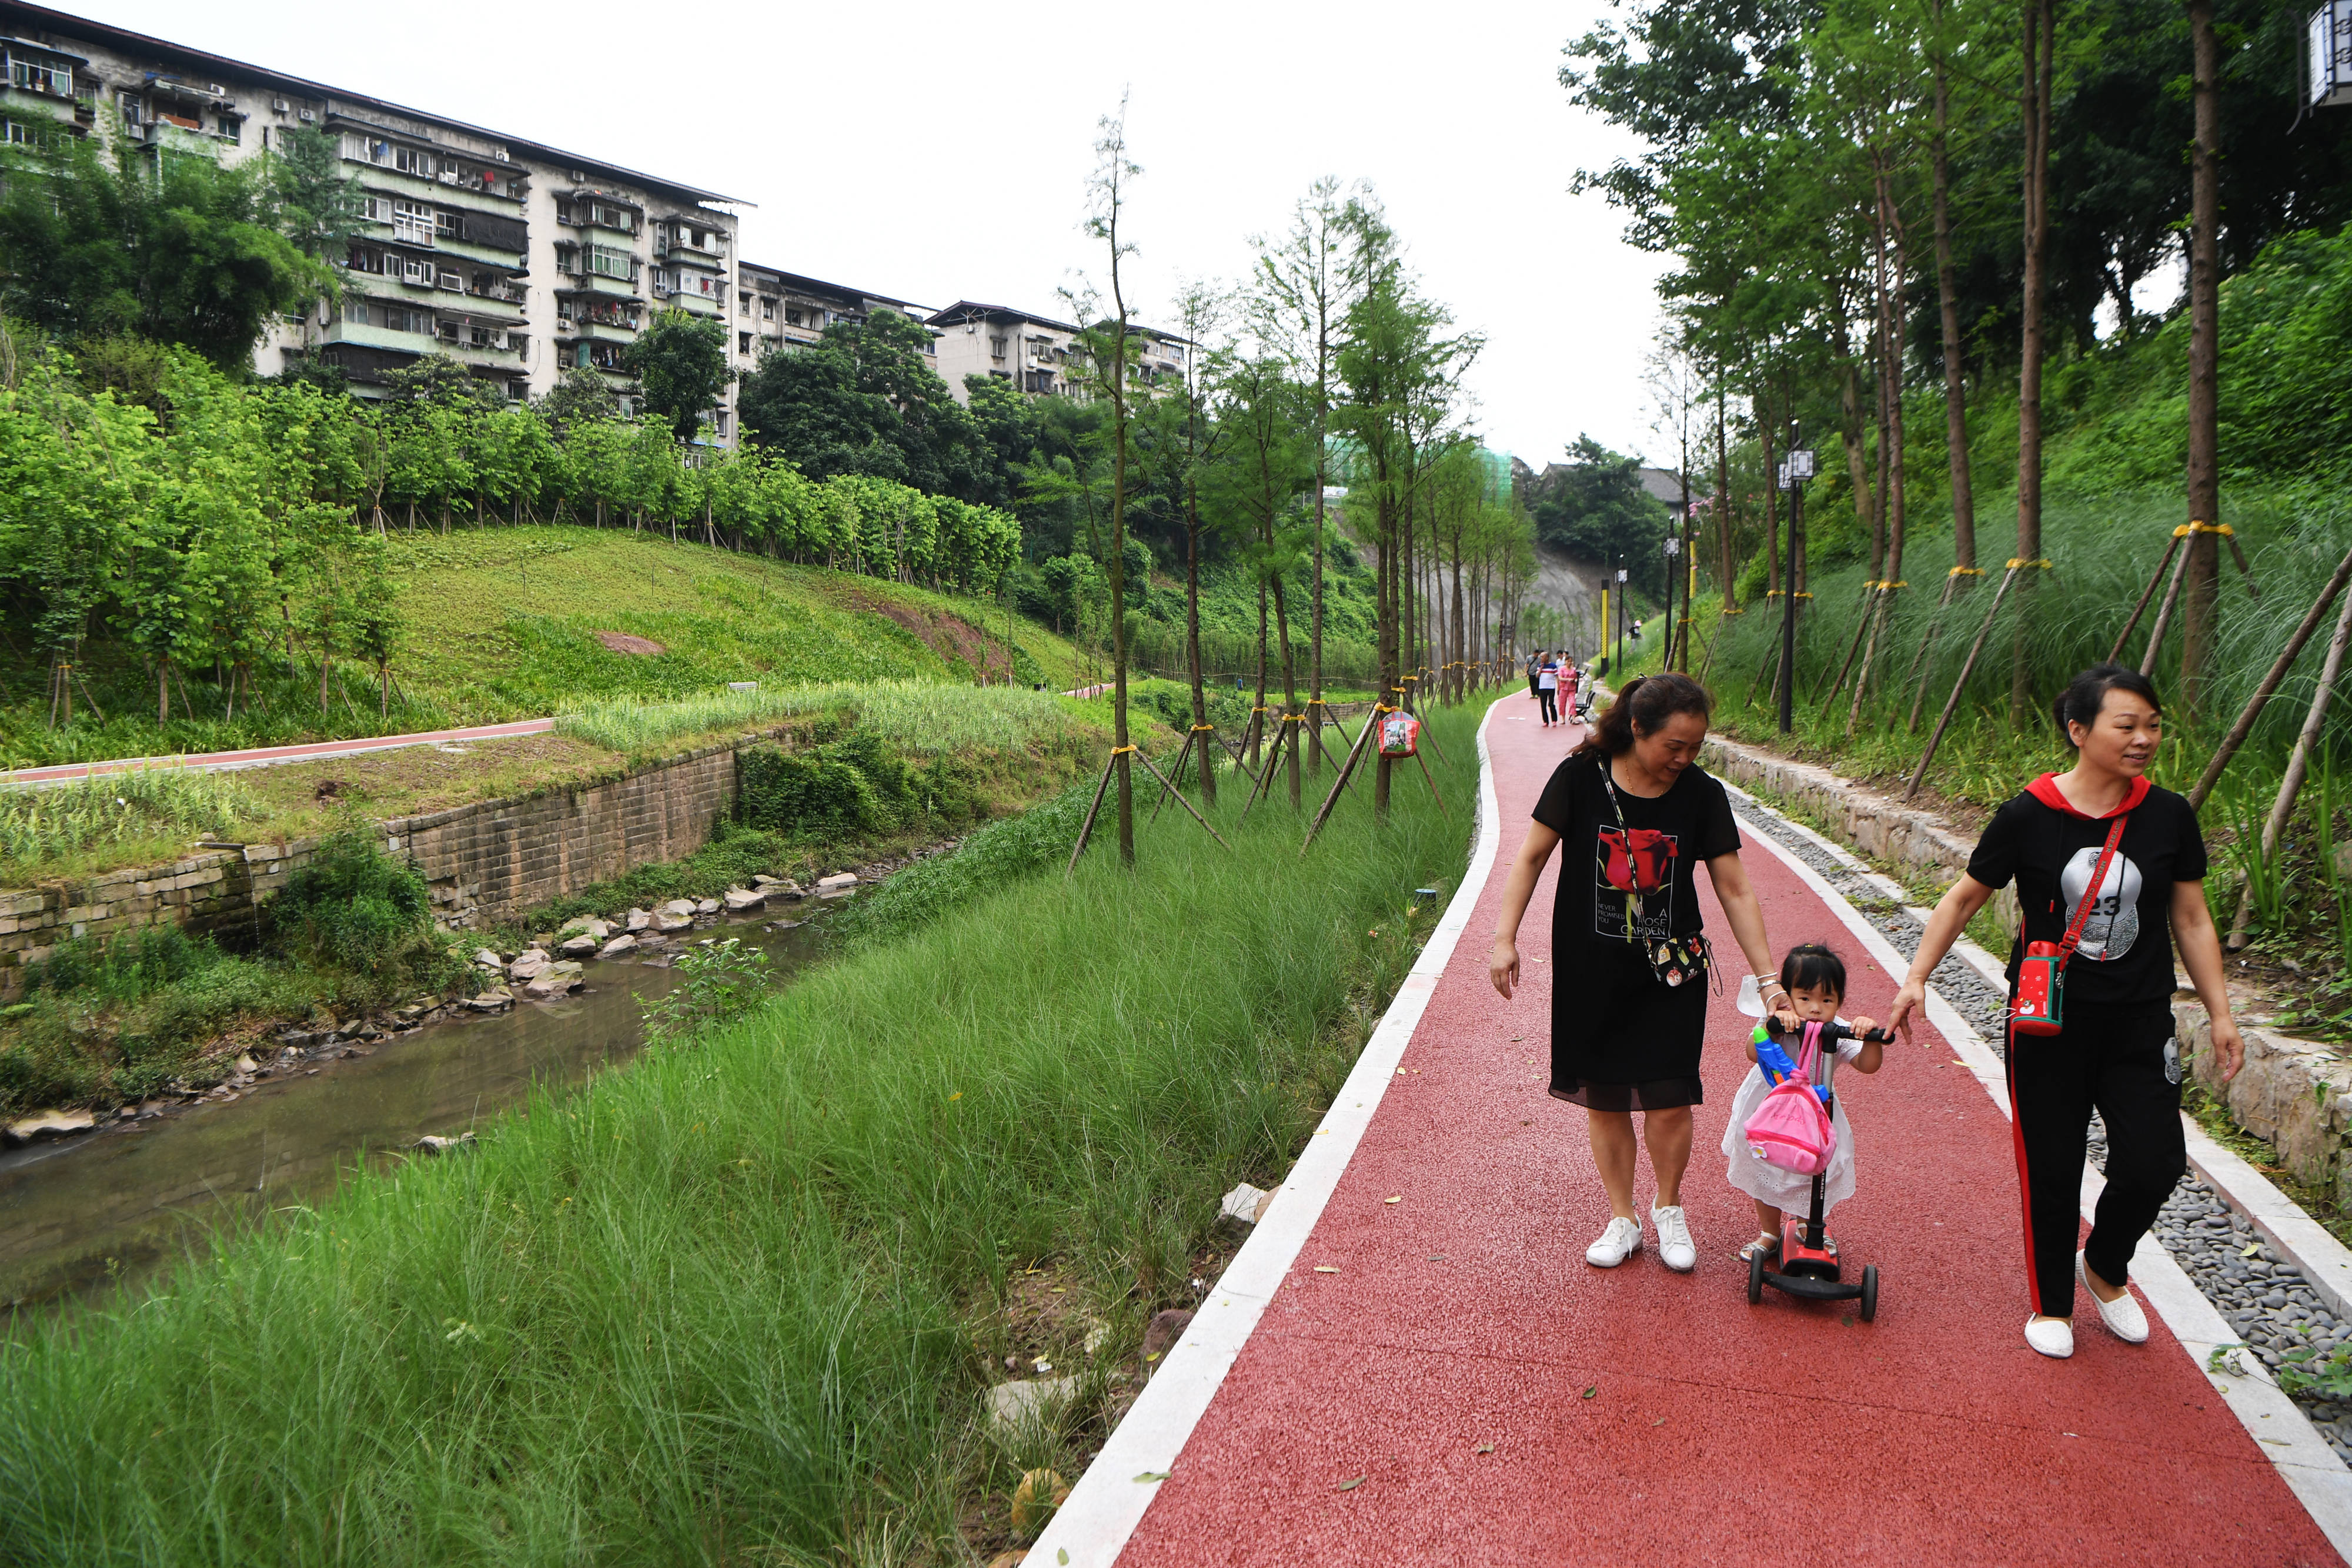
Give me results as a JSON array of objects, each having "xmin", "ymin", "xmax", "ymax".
[
  {"xmin": 731, "ymin": 263, "xmax": 930, "ymax": 376},
  {"xmin": 924, "ymin": 301, "xmax": 1190, "ymax": 402},
  {"xmin": 0, "ymin": 2, "xmax": 748, "ymax": 436}
]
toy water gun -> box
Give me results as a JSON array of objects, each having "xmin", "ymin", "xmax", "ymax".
[{"xmin": 1751, "ymin": 1022, "xmax": 1832, "ymax": 1105}]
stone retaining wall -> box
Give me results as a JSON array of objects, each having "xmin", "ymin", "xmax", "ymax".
[
  {"xmin": 1706, "ymin": 733, "xmax": 2352, "ymax": 1210},
  {"xmin": 0, "ymin": 736, "xmax": 753, "ymax": 996}
]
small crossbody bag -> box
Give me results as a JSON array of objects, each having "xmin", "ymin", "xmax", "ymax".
[
  {"xmin": 2010, "ymin": 811, "xmax": 2129, "ymax": 1038},
  {"xmin": 1599, "ymin": 763, "xmax": 1713, "ymax": 990}
]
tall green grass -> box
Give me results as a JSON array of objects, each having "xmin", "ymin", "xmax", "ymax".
[
  {"xmin": 1675, "ymin": 493, "xmax": 2352, "ymax": 810},
  {"xmin": 554, "ymin": 680, "xmax": 1093, "ymax": 758},
  {"xmin": 0, "ymin": 703, "xmax": 1486, "ymax": 1564},
  {"xmin": 0, "ymin": 763, "xmax": 262, "ymax": 875}
]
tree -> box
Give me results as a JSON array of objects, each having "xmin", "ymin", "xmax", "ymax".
[
  {"xmin": 267, "ymin": 126, "xmax": 367, "ymax": 274},
  {"xmin": 739, "ymin": 312, "xmax": 1003, "ymax": 502},
  {"xmin": 1067, "ymin": 99, "xmax": 1144, "ymax": 867},
  {"xmin": 0, "ymin": 136, "xmax": 329, "ymax": 370},
  {"xmin": 623, "ymin": 307, "xmax": 729, "ymax": 443},
  {"xmin": 1530, "ymin": 436, "xmax": 1671, "ymax": 593}
]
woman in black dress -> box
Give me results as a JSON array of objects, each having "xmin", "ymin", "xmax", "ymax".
[
  {"xmin": 1489, "ymin": 674, "xmax": 1785, "ymax": 1272},
  {"xmin": 1888, "ymin": 664, "xmax": 2244, "ymax": 1359}
]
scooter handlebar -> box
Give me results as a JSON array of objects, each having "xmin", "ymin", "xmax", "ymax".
[{"xmin": 1762, "ymin": 1017, "xmax": 1893, "ymax": 1046}]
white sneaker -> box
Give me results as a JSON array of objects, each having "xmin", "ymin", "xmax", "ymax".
[
  {"xmin": 2024, "ymin": 1315, "xmax": 2076, "ymax": 1359},
  {"xmin": 2079, "ymin": 1253, "xmax": 2150, "ymax": 1343},
  {"xmin": 1651, "ymin": 1204, "xmax": 1697, "ymax": 1272},
  {"xmin": 1586, "ymin": 1215, "xmax": 1643, "ymax": 1268}
]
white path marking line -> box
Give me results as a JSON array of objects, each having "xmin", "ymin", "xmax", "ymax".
[
  {"xmin": 1732, "ymin": 785, "xmax": 2352, "ymax": 1557},
  {"xmin": 1027, "ymin": 701, "xmax": 1508, "ymax": 1568}
]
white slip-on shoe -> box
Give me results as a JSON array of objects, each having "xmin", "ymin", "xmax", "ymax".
[
  {"xmin": 1651, "ymin": 1204, "xmax": 1697, "ymax": 1272},
  {"xmin": 1586, "ymin": 1215, "xmax": 1643, "ymax": 1268},
  {"xmin": 2024, "ymin": 1315, "xmax": 2076, "ymax": 1359},
  {"xmin": 2079, "ymin": 1252, "xmax": 2150, "ymax": 1343}
]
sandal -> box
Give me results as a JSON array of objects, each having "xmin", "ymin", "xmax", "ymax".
[{"xmin": 1735, "ymin": 1231, "xmax": 1779, "ymax": 1263}]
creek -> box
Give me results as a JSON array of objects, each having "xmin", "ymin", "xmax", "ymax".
[{"xmin": 0, "ymin": 912, "xmax": 828, "ymax": 1312}]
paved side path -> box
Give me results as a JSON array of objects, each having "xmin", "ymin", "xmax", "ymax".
[
  {"xmin": 1098, "ymin": 694, "xmax": 2341, "ymax": 1566},
  {"xmin": 3, "ymin": 719, "xmax": 556, "ymax": 785}
]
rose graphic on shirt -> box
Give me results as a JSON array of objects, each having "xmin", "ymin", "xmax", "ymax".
[
  {"xmin": 1596, "ymin": 827, "xmax": 1678, "ymax": 941},
  {"xmin": 2059, "ymin": 845, "xmax": 2141, "ymax": 961}
]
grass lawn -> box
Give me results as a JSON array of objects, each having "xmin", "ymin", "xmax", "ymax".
[
  {"xmin": 0, "ymin": 697, "xmax": 1494, "ymax": 1565},
  {"xmin": 0, "ymin": 527, "xmax": 1088, "ymax": 769}
]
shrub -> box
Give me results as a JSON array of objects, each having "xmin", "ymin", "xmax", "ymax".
[
  {"xmin": 0, "ymin": 764, "xmax": 260, "ymax": 877},
  {"xmin": 636, "ymin": 937, "xmax": 771, "ymax": 1045},
  {"xmin": 263, "ymin": 827, "xmax": 459, "ymax": 1001}
]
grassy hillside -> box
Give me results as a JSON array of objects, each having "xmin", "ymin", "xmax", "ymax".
[{"xmin": 0, "ymin": 527, "xmax": 1088, "ymax": 768}]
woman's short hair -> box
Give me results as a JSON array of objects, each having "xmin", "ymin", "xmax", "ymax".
[
  {"xmin": 1780, "ymin": 942, "xmax": 1847, "ymax": 999},
  {"xmin": 2052, "ymin": 663, "xmax": 2162, "ymax": 747},
  {"xmin": 1574, "ymin": 673, "xmax": 1714, "ymax": 758}
]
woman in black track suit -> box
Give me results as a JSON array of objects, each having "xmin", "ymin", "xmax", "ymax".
[{"xmin": 1889, "ymin": 664, "xmax": 2244, "ymax": 1360}]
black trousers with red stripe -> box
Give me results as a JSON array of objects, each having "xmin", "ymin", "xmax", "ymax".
[{"xmin": 2006, "ymin": 999, "xmax": 2184, "ymax": 1318}]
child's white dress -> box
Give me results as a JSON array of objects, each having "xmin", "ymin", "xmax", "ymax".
[{"xmin": 1721, "ymin": 1019, "xmax": 1863, "ymax": 1215}]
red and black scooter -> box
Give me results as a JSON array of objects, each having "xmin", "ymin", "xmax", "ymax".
[{"xmin": 1745, "ymin": 1015, "xmax": 1892, "ymax": 1322}]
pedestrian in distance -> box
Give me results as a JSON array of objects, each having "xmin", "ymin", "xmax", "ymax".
[
  {"xmin": 1525, "ymin": 650, "xmax": 1543, "ymax": 704},
  {"xmin": 1725, "ymin": 943, "xmax": 1884, "ymax": 1262},
  {"xmin": 1887, "ymin": 663, "xmax": 2244, "ymax": 1359},
  {"xmin": 1536, "ymin": 653, "xmax": 1561, "ymax": 726},
  {"xmin": 1488, "ymin": 673, "xmax": 1788, "ymax": 1272}
]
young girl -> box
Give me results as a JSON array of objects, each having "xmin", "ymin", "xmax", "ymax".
[{"xmin": 1722, "ymin": 943, "xmax": 1885, "ymax": 1262}]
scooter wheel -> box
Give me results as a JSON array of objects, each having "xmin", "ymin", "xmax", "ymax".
[
  {"xmin": 1859, "ymin": 1263, "xmax": 1879, "ymax": 1323},
  {"xmin": 1748, "ymin": 1248, "xmax": 1766, "ymax": 1304}
]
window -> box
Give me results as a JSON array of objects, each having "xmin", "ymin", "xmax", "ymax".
[
  {"xmin": 436, "ymin": 209, "xmax": 460, "ymax": 239},
  {"xmin": 215, "ymin": 114, "xmax": 239, "ymax": 142},
  {"xmin": 9, "ymin": 56, "xmax": 71, "ymax": 96},
  {"xmin": 397, "ymin": 253, "xmax": 431, "ymax": 285},
  {"xmin": 738, "ymin": 331, "xmax": 751, "ymax": 355},
  {"xmin": 739, "ymin": 293, "xmax": 750, "ymax": 316},
  {"xmin": 713, "ymin": 410, "xmax": 729, "ymax": 438},
  {"xmin": 390, "ymin": 200, "xmax": 435, "ymax": 246},
  {"xmin": 345, "ymin": 299, "xmax": 370, "ymax": 326},
  {"xmin": 988, "ymin": 335, "xmax": 1007, "ymax": 360},
  {"xmin": 469, "ymin": 324, "xmax": 500, "ymax": 349},
  {"xmin": 760, "ymin": 298, "xmax": 774, "ymax": 320},
  {"xmin": 587, "ymin": 201, "xmax": 634, "ymax": 232},
  {"xmin": 380, "ymin": 305, "xmax": 430, "ymax": 335},
  {"xmin": 785, "ymin": 307, "xmax": 802, "ymax": 327},
  {"xmin": 587, "ymin": 243, "xmax": 635, "ymax": 282},
  {"xmin": 117, "ymin": 91, "xmax": 138, "ymax": 127},
  {"xmin": 393, "ymin": 144, "xmax": 434, "ymax": 177}
]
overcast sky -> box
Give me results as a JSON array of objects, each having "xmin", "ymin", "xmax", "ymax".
[{"xmin": 82, "ymin": 0, "xmax": 1676, "ymax": 469}]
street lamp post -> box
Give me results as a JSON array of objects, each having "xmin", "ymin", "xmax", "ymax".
[
  {"xmin": 1776, "ymin": 445, "xmax": 1815, "ymax": 733},
  {"xmin": 1615, "ymin": 564, "xmax": 1629, "ymax": 674},
  {"xmin": 1662, "ymin": 533, "xmax": 1682, "ymax": 674}
]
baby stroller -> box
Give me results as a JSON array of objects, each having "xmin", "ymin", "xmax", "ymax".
[{"xmin": 1745, "ymin": 1015, "xmax": 1890, "ymax": 1321}]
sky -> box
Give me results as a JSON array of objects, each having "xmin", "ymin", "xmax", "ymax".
[{"xmin": 75, "ymin": 0, "xmax": 1676, "ymax": 469}]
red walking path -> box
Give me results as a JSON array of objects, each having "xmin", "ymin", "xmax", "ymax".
[
  {"xmin": 1034, "ymin": 694, "xmax": 2350, "ymax": 1567},
  {"xmin": 2, "ymin": 719, "xmax": 556, "ymax": 785}
]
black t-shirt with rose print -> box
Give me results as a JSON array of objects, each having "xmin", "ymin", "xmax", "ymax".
[
  {"xmin": 1965, "ymin": 774, "xmax": 2209, "ymax": 1008},
  {"xmin": 1531, "ymin": 751, "xmax": 1743, "ymax": 952}
]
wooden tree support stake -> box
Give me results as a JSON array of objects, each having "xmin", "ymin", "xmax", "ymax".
[
  {"xmin": 1414, "ymin": 748, "xmax": 1449, "ymax": 815},
  {"xmin": 1299, "ymin": 705, "xmax": 1382, "ymax": 855},
  {"xmin": 1845, "ymin": 588, "xmax": 1893, "ymax": 737},
  {"xmin": 1064, "ymin": 750, "xmax": 1121, "ymax": 877},
  {"xmin": 2138, "ymin": 538, "xmax": 2197, "ymax": 677},
  {"xmin": 1237, "ymin": 722, "xmax": 1296, "ymax": 824},
  {"xmin": 1903, "ymin": 572, "xmax": 1964, "ymax": 734},
  {"xmin": 1906, "ymin": 563, "xmax": 2022, "ymax": 801},
  {"xmin": 2227, "ymin": 576, "xmax": 2352, "ymax": 947},
  {"xmin": 1131, "ymin": 745, "xmax": 1233, "ymax": 850},
  {"xmin": 1818, "ymin": 586, "xmax": 1879, "ymax": 709},
  {"xmin": 2106, "ymin": 533, "xmax": 2183, "ymax": 666},
  {"xmin": 2187, "ymin": 541, "xmax": 2352, "ymax": 811},
  {"xmin": 1147, "ymin": 731, "xmax": 1197, "ymax": 823}
]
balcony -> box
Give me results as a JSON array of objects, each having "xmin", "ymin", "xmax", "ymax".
[
  {"xmin": 662, "ymin": 241, "xmax": 726, "ymax": 270},
  {"xmin": 345, "ymin": 163, "xmax": 524, "ymax": 213},
  {"xmin": 557, "ymin": 315, "xmax": 640, "ymax": 340},
  {"xmin": 318, "ymin": 318, "xmax": 437, "ymax": 355}
]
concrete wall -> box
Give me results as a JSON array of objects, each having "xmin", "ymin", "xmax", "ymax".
[{"xmin": 0, "ymin": 737, "xmax": 747, "ymax": 996}]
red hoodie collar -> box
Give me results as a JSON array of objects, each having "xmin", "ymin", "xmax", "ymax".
[{"xmin": 2026, "ymin": 772, "xmax": 2149, "ymax": 820}]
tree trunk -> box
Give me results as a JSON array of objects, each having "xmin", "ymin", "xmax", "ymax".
[
  {"xmin": 2181, "ymin": 0, "xmax": 2223, "ymax": 717},
  {"xmin": 1186, "ymin": 470, "xmax": 1214, "ymax": 805},
  {"xmin": 2012, "ymin": 0, "xmax": 2055, "ymax": 724},
  {"xmin": 1932, "ymin": 12, "xmax": 1977, "ymax": 577}
]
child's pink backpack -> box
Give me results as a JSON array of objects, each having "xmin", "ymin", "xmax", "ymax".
[{"xmin": 1744, "ymin": 1024, "xmax": 1836, "ymax": 1175}]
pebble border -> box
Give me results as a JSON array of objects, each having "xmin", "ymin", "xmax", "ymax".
[{"xmin": 1724, "ymin": 790, "xmax": 2352, "ymax": 1468}]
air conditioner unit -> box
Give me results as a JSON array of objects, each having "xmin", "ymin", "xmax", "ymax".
[
  {"xmin": 270, "ymin": 98, "xmax": 289, "ymax": 112},
  {"xmin": 567, "ymin": 169, "xmax": 587, "ymax": 182},
  {"xmin": 299, "ymin": 108, "xmax": 316, "ymax": 122}
]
